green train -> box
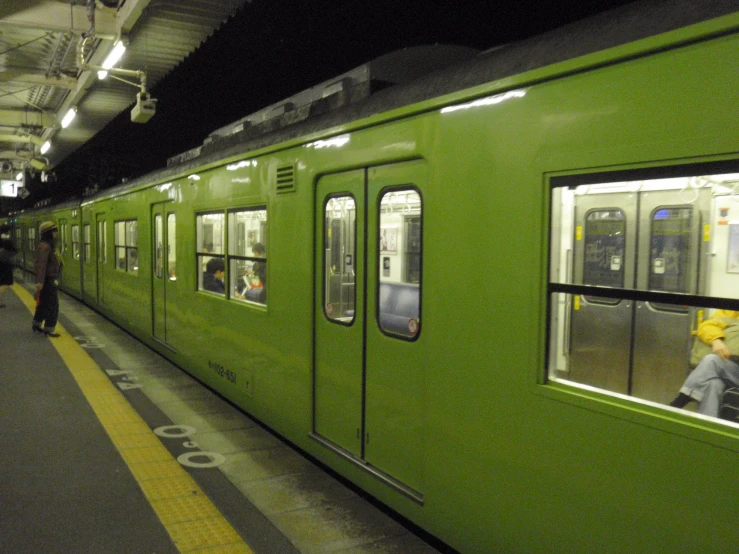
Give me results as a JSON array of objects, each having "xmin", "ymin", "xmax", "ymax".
[{"xmin": 6, "ymin": 2, "xmax": 739, "ymax": 552}]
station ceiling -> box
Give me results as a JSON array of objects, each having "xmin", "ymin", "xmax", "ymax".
[{"xmin": 0, "ymin": 0, "xmax": 247, "ymax": 177}]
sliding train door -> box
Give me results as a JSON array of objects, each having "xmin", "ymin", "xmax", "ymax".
[
  {"xmin": 314, "ymin": 170, "xmax": 365, "ymax": 457},
  {"xmin": 313, "ymin": 162, "xmax": 425, "ymax": 501},
  {"xmin": 631, "ymin": 191, "xmax": 705, "ymax": 403},
  {"xmin": 96, "ymin": 214, "xmax": 107, "ymax": 305},
  {"xmin": 568, "ymin": 186, "xmax": 709, "ymax": 402},
  {"xmin": 151, "ymin": 202, "xmax": 175, "ymax": 346},
  {"xmin": 569, "ymin": 192, "xmax": 637, "ymax": 393}
]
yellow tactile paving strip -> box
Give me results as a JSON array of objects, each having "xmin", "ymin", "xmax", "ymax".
[{"xmin": 13, "ymin": 284, "xmax": 253, "ymax": 554}]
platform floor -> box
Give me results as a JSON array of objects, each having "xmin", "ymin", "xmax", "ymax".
[{"xmin": 0, "ymin": 282, "xmax": 446, "ymax": 554}]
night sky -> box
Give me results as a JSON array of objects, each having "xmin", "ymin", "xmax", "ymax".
[{"xmin": 30, "ymin": 0, "xmax": 637, "ymax": 204}]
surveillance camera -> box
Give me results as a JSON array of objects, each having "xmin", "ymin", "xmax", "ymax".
[{"xmin": 131, "ymin": 92, "xmax": 157, "ymax": 123}]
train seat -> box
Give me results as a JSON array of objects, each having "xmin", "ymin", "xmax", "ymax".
[
  {"xmin": 720, "ymin": 387, "xmax": 739, "ymax": 422},
  {"xmin": 379, "ymin": 282, "xmax": 419, "ymax": 334}
]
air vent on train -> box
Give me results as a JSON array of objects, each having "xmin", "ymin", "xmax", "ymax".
[{"xmin": 276, "ymin": 164, "xmax": 296, "ymax": 194}]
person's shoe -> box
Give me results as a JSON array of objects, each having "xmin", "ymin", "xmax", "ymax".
[
  {"xmin": 42, "ymin": 329, "xmax": 60, "ymax": 338},
  {"xmin": 32, "ymin": 324, "xmax": 43, "ymax": 333},
  {"xmin": 669, "ymin": 393, "xmax": 692, "ymax": 409}
]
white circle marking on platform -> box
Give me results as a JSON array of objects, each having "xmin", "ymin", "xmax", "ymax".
[
  {"xmin": 177, "ymin": 452, "xmax": 225, "ymax": 468},
  {"xmin": 153, "ymin": 424, "xmax": 197, "ymax": 438}
]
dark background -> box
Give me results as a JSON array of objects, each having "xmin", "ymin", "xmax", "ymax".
[{"xmin": 16, "ymin": 0, "xmax": 637, "ymax": 208}]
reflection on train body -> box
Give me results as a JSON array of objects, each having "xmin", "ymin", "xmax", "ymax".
[{"xmin": 550, "ymin": 173, "xmax": 739, "ymax": 415}]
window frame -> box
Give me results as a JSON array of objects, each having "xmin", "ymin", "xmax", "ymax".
[{"xmin": 114, "ymin": 219, "xmax": 138, "ymax": 274}]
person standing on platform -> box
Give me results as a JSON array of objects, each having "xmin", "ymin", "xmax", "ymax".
[
  {"xmin": 32, "ymin": 221, "xmax": 62, "ymax": 337},
  {"xmin": 0, "ymin": 224, "xmax": 17, "ymax": 307}
]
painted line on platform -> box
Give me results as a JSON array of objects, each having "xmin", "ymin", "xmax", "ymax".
[{"xmin": 13, "ymin": 284, "xmax": 253, "ymax": 554}]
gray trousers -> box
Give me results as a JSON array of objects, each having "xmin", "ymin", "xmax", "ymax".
[{"xmin": 680, "ymin": 354, "xmax": 739, "ymax": 417}]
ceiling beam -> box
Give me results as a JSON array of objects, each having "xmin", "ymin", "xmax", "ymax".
[
  {"xmin": 0, "ymin": 72, "xmax": 77, "ymax": 91},
  {"xmin": 0, "ymin": 135, "xmax": 45, "ymax": 146},
  {"xmin": 0, "ymin": 109, "xmax": 56, "ymax": 128},
  {"xmin": 0, "ymin": 1, "xmax": 117, "ymax": 38},
  {"xmin": 118, "ymin": 0, "xmax": 153, "ymax": 35}
]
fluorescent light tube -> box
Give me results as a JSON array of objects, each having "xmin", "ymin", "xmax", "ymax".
[
  {"xmin": 102, "ymin": 40, "xmax": 126, "ymax": 70},
  {"xmin": 40, "ymin": 141, "xmax": 51, "ymax": 154},
  {"xmin": 61, "ymin": 108, "xmax": 76, "ymax": 128}
]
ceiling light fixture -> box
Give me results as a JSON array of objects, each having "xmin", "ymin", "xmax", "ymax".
[
  {"xmin": 15, "ymin": 171, "xmax": 23, "ymax": 181},
  {"xmin": 61, "ymin": 108, "xmax": 77, "ymax": 128},
  {"xmin": 102, "ymin": 40, "xmax": 127, "ymax": 70},
  {"xmin": 40, "ymin": 141, "xmax": 51, "ymax": 154}
]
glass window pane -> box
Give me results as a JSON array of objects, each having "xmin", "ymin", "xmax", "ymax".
[
  {"xmin": 154, "ymin": 214, "xmax": 163, "ymax": 279},
  {"xmin": 378, "ymin": 189, "xmax": 421, "ymax": 338},
  {"xmin": 84, "ymin": 224, "xmax": 91, "ymax": 261},
  {"xmin": 116, "ymin": 246, "xmax": 126, "ymax": 270},
  {"xmin": 197, "ymin": 213, "xmax": 224, "ymax": 254},
  {"xmin": 115, "ymin": 221, "xmax": 125, "ymax": 246},
  {"xmin": 228, "ymin": 208, "xmax": 267, "ymax": 256},
  {"xmin": 583, "ymin": 210, "xmax": 625, "ymax": 288},
  {"xmin": 649, "ymin": 207, "xmax": 692, "ymax": 293},
  {"xmin": 323, "ymin": 195, "xmax": 355, "ymax": 321},
  {"xmin": 126, "ymin": 220, "xmax": 138, "ymax": 247},
  {"xmin": 167, "ymin": 214, "xmax": 176, "ymax": 280}
]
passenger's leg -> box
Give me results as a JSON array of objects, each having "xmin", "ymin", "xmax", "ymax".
[
  {"xmin": 32, "ymin": 284, "xmax": 50, "ymax": 330},
  {"xmin": 679, "ymin": 354, "xmax": 725, "ymax": 402},
  {"xmin": 43, "ymin": 284, "xmax": 59, "ymax": 333},
  {"xmin": 695, "ymin": 379, "xmax": 726, "ymax": 417}
]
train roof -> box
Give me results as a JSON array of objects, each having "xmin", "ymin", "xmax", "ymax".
[{"xmin": 79, "ymin": 0, "xmax": 738, "ymax": 205}]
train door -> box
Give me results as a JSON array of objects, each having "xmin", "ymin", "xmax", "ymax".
[
  {"xmin": 83, "ymin": 220, "xmax": 96, "ymax": 301},
  {"xmin": 569, "ymin": 192, "xmax": 637, "ymax": 393},
  {"xmin": 569, "ymin": 186, "xmax": 709, "ymax": 402},
  {"xmin": 151, "ymin": 202, "xmax": 175, "ymax": 345},
  {"xmin": 631, "ymin": 191, "xmax": 707, "ymax": 403},
  {"xmin": 314, "ymin": 170, "xmax": 365, "ymax": 457},
  {"xmin": 96, "ymin": 214, "xmax": 107, "ymax": 305},
  {"xmin": 314, "ymin": 161, "xmax": 425, "ymax": 499}
]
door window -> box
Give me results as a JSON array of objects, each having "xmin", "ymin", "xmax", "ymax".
[
  {"xmin": 167, "ymin": 214, "xmax": 176, "ymax": 280},
  {"xmin": 322, "ymin": 195, "xmax": 356, "ymax": 322},
  {"xmin": 377, "ymin": 189, "xmax": 422, "ymax": 339},
  {"xmin": 154, "ymin": 214, "xmax": 163, "ymax": 279}
]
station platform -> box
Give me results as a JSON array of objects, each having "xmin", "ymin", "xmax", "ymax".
[{"xmin": 0, "ymin": 282, "xmax": 446, "ymax": 554}]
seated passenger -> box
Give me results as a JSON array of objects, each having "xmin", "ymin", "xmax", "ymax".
[
  {"xmin": 235, "ymin": 243, "xmax": 266, "ymax": 303},
  {"xmin": 202, "ymin": 257, "xmax": 225, "ymax": 294},
  {"xmin": 670, "ymin": 309, "xmax": 739, "ymax": 417}
]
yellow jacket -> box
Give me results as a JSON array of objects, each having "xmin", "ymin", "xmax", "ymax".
[{"xmin": 696, "ymin": 310, "xmax": 739, "ymax": 344}]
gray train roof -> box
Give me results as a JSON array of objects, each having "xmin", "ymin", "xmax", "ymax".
[{"xmin": 83, "ymin": 0, "xmax": 738, "ymax": 204}]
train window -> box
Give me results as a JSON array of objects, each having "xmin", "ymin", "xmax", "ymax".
[
  {"xmin": 71, "ymin": 224, "xmax": 80, "ymax": 260},
  {"xmin": 114, "ymin": 220, "xmax": 138, "ymax": 273},
  {"xmin": 548, "ymin": 170, "xmax": 739, "ymax": 423},
  {"xmin": 97, "ymin": 221, "xmax": 107, "ymax": 264},
  {"xmin": 323, "ymin": 195, "xmax": 356, "ymax": 323},
  {"xmin": 196, "ymin": 212, "xmax": 225, "ymax": 295},
  {"xmin": 83, "ymin": 224, "xmax": 91, "ymax": 262},
  {"xmin": 227, "ymin": 208, "xmax": 267, "ymax": 305},
  {"xmin": 59, "ymin": 220, "xmax": 67, "ymax": 256},
  {"xmin": 154, "ymin": 214, "xmax": 163, "ymax": 279},
  {"xmin": 167, "ymin": 214, "xmax": 176, "ymax": 280},
  {"xmin": 15, "ymin": 227, "xmax": 22, "ymax": 251},
  {"xmin": 377, "ymin": 189, "xmax": 421, "ymax": 339},
  {"xmin": 28, "ymin": 226, "xmax": 36, "ymax": 252}
]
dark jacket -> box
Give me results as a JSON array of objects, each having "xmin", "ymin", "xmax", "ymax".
[
  {"xmin": 36, "ymin": 240, "xmax": 61, "ymax": 283},
  {"xmin": 203, "ymin": 272, "xmax": 225, "ymax": 294}
]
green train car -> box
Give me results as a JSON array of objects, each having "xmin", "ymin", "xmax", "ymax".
[{"xmin": 8, "ymin": 2, "xmax": 739, "ymax": 552}]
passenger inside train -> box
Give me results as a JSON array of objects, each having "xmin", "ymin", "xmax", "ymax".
[
  {"xmin": 548, "ymin": 169, "xmax": 739, "ymax": 423},
  {"xmin": 202, "ymin": 257, "xmax": 225, "ymax": 294},
  {"xmin": 669, "ymin": 309, "xmax": 739, "ymax": 417}
]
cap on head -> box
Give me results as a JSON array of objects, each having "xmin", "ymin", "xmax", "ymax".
[{"xmin": 39, "ymin": 221, "xmax": 57, "ymax": 234}]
